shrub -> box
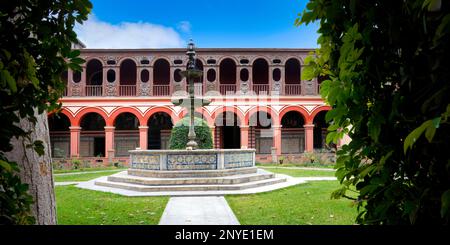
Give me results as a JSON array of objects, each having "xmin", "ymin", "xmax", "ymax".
[
  {"xmin": 71, "ymin": 159, "xmax": 81, "ymax": 170},
  {"xmin": 169, "ymin": 117, "xmax": 213, "ymax": 149}
]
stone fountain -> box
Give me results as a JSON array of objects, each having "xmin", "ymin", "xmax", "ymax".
[{"xmin": 88, "ymin": 41, "xmax": 288, "ymax": 195}]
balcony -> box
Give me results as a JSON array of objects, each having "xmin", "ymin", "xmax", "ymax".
[
  {"xmin": 252, "ymin": 84, "xmax": 270, "ymax": 95},
  {"xmin": 219, "ymin": 84, "xmax": 237, "ymax": 95},
  {"xmin": 119, "ymin": 85, "xmax": 136, "ymax": 96},
  {"xmin": 153, "ymin": 85, "xmax": 170, "ymax": 96},
  {"xmin": 285, "ymin": 84, "xmax": 301, "ymax": 95},
  {"xmin": 85, "ymin": 85, "xmax": 103, "ymax": 96}
]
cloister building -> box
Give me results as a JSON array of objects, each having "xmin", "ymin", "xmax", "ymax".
[{"xmin": 49, "ymin": 47, "xmax": 333, "ymax": 164}]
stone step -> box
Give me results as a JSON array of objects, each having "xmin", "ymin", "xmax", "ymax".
[
  {"xmin": 107, "ymin": 171, "xmax": 275, "ymax": 186},
  {"xmin": 94, "ymin": 176, "xmax": 287, "ymax": 192},
  {"xmin": 127, "ymin": 166, "xmax": 258, "ymax": 178}
]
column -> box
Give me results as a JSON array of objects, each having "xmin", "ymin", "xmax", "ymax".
[
  {"xmin": 104, "ymin": 126, "xmax": 115, "ymax": 159},
  {"xmin": 304, "ymin": 124, "xmax": 315, "ymax": 152},
  {"xmin": 139, "ymin": 126, "xmax": 148, "ymax": 150},
  {"xmin": 69, "ymin": 126, "xmax": 81, "ymax": 157},
  {"xmin": 209, "ymin": 126, "xmax": 215, "ymax": 148},
  {"xmin": 240, "ymin": 126, "xmax": 249, "ymax": 149},
  {"xmin": 272, "ymin": 125, "xmax": 282, "ymax": 156}
]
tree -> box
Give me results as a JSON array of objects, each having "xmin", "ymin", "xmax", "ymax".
[
  {"xmin": 0, "ymin": 0, "xmax": 91, "ymax": 224},
  {"xmin": 298, "ymin": 0, "xmax": 450, "ymax": 224},
  {"xmin": 169, "ymin": 117, "xmax": 214, "ymax": 150}
]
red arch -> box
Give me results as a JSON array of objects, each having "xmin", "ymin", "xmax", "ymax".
[
  {"xmin": 74, "ymin": 107, "xmax": 108, "ymax": 126},
  {"xmin": 279, "ymin": 105, "xmax": 311, "ymax": 124},
  {"xmin": 144, "ymin": 106, "xmax": 180, "ymax": 125},
  {"xmin": 310, "ymin": 106, "xmax": 332, "ymax": 123},
  {"xmin": 179, "ymin": 107, "xmax": 215, "ymax": 126},
  {"xmin": 245, "ymin": 106, "xmax": 278, "ymax": 126},
  {"xmin": 48, "ymin": 108, "xmax": 76, "ymax": 127},
  {"xmin": 109, "ymin": 107, "xmax": 145, "ymax": 126},
  {"xmin": 211, "ymin": 106, "xmax": 245, "ymax": 126}
]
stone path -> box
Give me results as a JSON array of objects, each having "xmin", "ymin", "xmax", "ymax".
[
  {"xmin": 158, "ymin": 196, "xmax": 240, "ymax": 225},
  {"xmin": 55, "ymin": 181, "xmax": 82, "ymax": 186}
]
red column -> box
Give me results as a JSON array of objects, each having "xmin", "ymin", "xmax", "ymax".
[
  {"xmin": 104, "ymin": 126, "xmax": 115, "ymax": 159},
  {"xmin": 138, "ymin": 126, "xmax": 148, "ymax": 150},
  {"xmin": 240, "ymin": 126, "xmax": 249, "ymax": 149},
  {"xmin": 69, "ymin": 126, "xmax": 81, "ymax": 157},
  {"xmin": 273, "ymin": 125, "xmax": 282, "ymax": 155},
  {"xmin": 304, "ymin": 124, "xmax": 315, "ymax": 152}
]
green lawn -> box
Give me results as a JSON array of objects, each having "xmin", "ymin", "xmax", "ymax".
[
  {"xmin": 53, "ymin": 166, "xmax": 126, "ymax": 174},
  {"xmin": 256, "ymin": 163, "xmax": 334, "ymax": 169},
  {"xmin": 55, "ymin": 186, "xmax": 169, "ymax": 225},
  {"xmin": 53, "ymin": 170, "xmax": 125, "ymax": 182},
  {"xmin": 226, "ymin": 181, "xmax": 357, "ymax": 225},
  {"xmin": 261, "ymin": 167, "xmax": 336, "ymax": 177}
]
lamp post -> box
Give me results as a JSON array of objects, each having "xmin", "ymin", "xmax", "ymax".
[{"xmin": 173, "ymin": 39, "xmax": 210, "ymax": 150}]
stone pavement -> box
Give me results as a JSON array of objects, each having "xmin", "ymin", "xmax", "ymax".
[{"xmin": 158, "ymin": 196, "xmax": 240, "ymax": 225}]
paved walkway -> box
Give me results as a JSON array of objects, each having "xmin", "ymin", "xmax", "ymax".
[
  {"xmin": 159, "ymin": 196, "xmax": 240, "ymax": 225},
  {"xmin": 55, "ymin": 181, "xmax": 82, "ymax": 186}
]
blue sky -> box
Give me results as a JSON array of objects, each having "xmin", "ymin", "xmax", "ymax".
[{"xmin": 76, "ymin": 0, "xmax": 319, "ymax": 48}]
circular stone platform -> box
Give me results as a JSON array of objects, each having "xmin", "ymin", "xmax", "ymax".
[{"xmin": 88, "ymin": 148, "xmax": 292, "ymax": 194}]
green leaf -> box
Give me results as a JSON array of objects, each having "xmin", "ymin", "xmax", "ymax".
[
  {"xmin": 0, "ymin": 69, "xmax": 17, "ymax": 93},
  {"xmin": 404, "ymin": 120, "xmax": 433, "ymax": 154},
  {"xmin": 68, "ymin": 49, "xmax": 81, "ymax": 59},
  {"xmin": 440, "ymin": 189, "xmax": 450, "ymax": 218},
  {"xmin": 0, "ymin": 159, "xmax": 12, "ymax": 172}
]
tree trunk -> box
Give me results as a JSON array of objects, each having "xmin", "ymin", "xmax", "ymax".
[{"xmin": 5, "ymin": 109, "xmax": 57, "ymax": 225}]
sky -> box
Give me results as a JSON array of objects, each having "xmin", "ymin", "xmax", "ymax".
[{"xmin": 75, "ymin": 0, "xmax": 319, "ymax": 49}]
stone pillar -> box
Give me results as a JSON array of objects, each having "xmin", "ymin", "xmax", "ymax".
[
  {"xmin": 104, "ymin": 126, "xmax": 115, "ymax": 160},
  {"xmin": 273, "ymin": 125, "xmax": 282, "ymax": 156},
  {"xmin": 139, "ymin": 126, "xmax": 149, "ymax": 150},
  {"xmin": 304, "ymin": 124, "xmax": 315, "ymax": 152},
  {"xmin": 209, "ymin": 126, "xmax": 215, "ymax": 147},
  {"xmin": 240, "ymin": 126, "xmax": 249, "ymax": 149},
  {"xmin": 69, "ymin": 126, "xmax": 81, "ymax": 157}
]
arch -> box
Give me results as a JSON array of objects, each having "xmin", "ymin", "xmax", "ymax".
[
  {"xmin": 283, "ymin": 56, "xmax": 304, "ymax": 66},
  {"xmin": 310, "ymin": 106, "xmax": 332, "ymax": 124},
  {"xmin": 285, "ymin": 58, "xmax": 301, "ymax": 84},
  {"xmin": 280, "ymin": 111, "xmax": 306, "ymax": 154},
  {"xmin": 48, "ymin": 113, "xmax": 71, "ymax": 158},
  {"xmin": 144, "ymin": 106, "xmax": 180, "ymax": 125},
  {"xmin": 86, "ymin": 58, "xmax": 103, "ymax": 85},
  {"xmin": 179, "ymin": 107, "xmax": 214, "ymax": 126},
  {"xmin": 48, "ymin": 108, "xmax": 76, "ymax": 127},
  {"xmin": 212, "ymin": 106, "xmax": 245, "ymax": 126},
  {"xmin": 79, "ymin": 112, "xmax": 106, "ymax": 157},
  {"xmin": 313, "ymin": 110, "xmax": 331, "ymax": 150},
  {"xmin": 153, "ymin": 58, "xmax": 170, "ymax": 85},
  {"xmin": 217, "ymin": 56, "xmax": 239, "ymax": 66},
  {"xmin": 147, "ymin": 111, "xmax": 174, "ymax": 149},
  {"xmin": 119, "ymin": 58, "xmax": 137, "ymax": 85},
  {"xmin": 74, "ymin": 107, "xmax": 109, "ymax": 126},
  {"xmin": 279, "ymin": 105, "xmax": 310, "ymax": 124},
  {"xmin": 151, "ymin": 56, "xmax": 171, "ymax": 66},
  {"xmin": 219, "ymin": 58, "xmax": 237, "ymax": 84},
  {"xmin": 245, "ymin": 106, "xmax": 278, "ymax": 126},
  {"xmin": 48, "ymin": 113, "xmax": 71, "ymax": 131},
  {"xmin": 252, "ymin": 58, "xmax": 269, "ymax": 84},
  {"xmin": 109, "ymin": 107, "xmax": 145, "ymax": 126}
]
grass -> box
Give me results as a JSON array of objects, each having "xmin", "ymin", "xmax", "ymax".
[
  {"xmin": 53, "ymin": 170, "xmax": 125, "ymax": 182},
  {"xmin": 226, "ymin": 181, "xmax": 357, "ymax": 225},
  {"xmin": 53, "ymin": 166, "xmax": 126, "ymax": 174},
  {"xmin": 260, "ymin": 167, "xmax": 336, "ymax": 177},
  {"xmin": 55, "ymin": 185, "xmax": 169, "ymax": 225},
  {"xmin": 256, "ymin": 163, "xmax": 335, "ymax": 169}
]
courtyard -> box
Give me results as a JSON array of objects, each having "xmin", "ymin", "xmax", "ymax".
[{"xmin": 54, "ymin": 165, "xmax": 357, "ymax": 225}]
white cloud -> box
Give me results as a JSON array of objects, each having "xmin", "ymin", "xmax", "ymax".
[
  {"xmin": 177, "ymin": 21, "xmax": 192, "ymax": 33},
  {"xmin": 75, "ymin": 15, "xmax": 185, "ymax": 48}
]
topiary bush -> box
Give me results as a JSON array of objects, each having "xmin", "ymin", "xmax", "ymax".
[{"xmin": 169, "ymin": 117, "xmax": 213, "ymax": 149}]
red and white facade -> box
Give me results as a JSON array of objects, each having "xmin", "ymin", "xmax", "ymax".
[{"xmin": 49, "ymin": 48, "xmax": 332, "ymax": 164}]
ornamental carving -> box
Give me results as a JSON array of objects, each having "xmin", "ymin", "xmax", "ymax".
[
  {"xmin": 273, "ymin": 81, "xmax": 281, "ymax": 95},
  {"xmin": 71, "ymin": 83, "xmax": 82, "ymax": 96},
  {"xmin": 100, "ymin": 55, "xmax": 121, "ymax": 65},
  {"xmin": 105, "ymin": 83, "xmax": 117, "ymax": 96},
  {"xmin": 303, "ymin": 80, "xmax": 315, "ymax": 95},
  {"xmin": 240, "ymin": 81, "xmax": 249, "ymax": 95},
  {"xmin": 140, "ymin": 82, "xmax": 151, "ymax": 96}
]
